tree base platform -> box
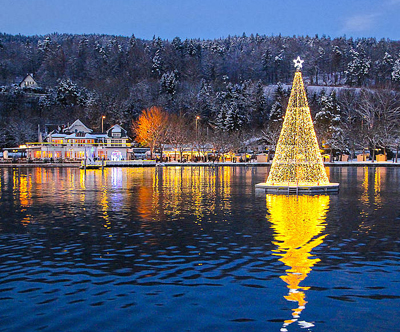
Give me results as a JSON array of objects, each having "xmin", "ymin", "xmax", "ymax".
[{"xmin": 255, "ymin": 182, "xmax": 340, "ymax": 194}]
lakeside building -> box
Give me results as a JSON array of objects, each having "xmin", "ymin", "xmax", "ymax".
[{"xmin": 26, "ymin": 119, "xmax": 132, "ymax": 161}]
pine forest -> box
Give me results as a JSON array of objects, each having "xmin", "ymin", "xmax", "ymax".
[{"xmin": 1, "ymin": 32, "xmax": 400, "ymax": 156}]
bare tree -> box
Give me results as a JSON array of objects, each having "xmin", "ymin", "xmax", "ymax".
[
  {"xmin": 166, "ymin": 114, "xmax": 190, "ymax": 161},
  {"xmin": 338, "ymin": 90, "xmax": 362, "ymax": 159},
  {"xmin": 208, "ymin": 130, "xmax": 230, "ymax": 161},
  {"xmin": 8, "ymin": 117, "xmax": 37, "ymax": 146},
  {"xmin": 261, "ymin": 123, "xmax": 282, "ymax": 161},
  {"xmin": 356, "ymin": 90, "xmax": 400, "ymax": 161}
]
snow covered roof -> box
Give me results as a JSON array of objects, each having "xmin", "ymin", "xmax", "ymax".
[
  {"xmin": 107, "ymin": 124, "xmax": 125, "ymax": 132},
  {"xmin": 64, "ymin": 119, "xmax": 93, "ymax": 134},
  {"xmin": 107, "ymin": 124, "xmax": 128, "ymax": 137},
  {"xmin": 94, "ymin": 134, "xmax": 108, "ymax": 138},
  {"xmin": 65, "ymin": 133, "xmax": 98, "ymax": 139},
  {"xmin": 49, "ymin": 133, "xmax": 67, "ymax": 138},
  {"xmin": 19, "ymin": 74, "xmax": 38, "ymax": 88},
  {"xmin": 107, "ymin": 124, "xmax": 130, "ymax": 139}
]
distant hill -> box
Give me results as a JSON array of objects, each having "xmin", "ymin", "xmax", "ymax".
[{"xmin": 0, "ymin": 32, "xmax": 400, "ymax": 147}]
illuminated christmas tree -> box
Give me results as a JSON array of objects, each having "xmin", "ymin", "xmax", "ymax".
[{"xmin": 257, "ymin": 57, "xmax": 339, "ymax": 193}]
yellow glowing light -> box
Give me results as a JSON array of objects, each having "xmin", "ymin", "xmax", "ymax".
[
  {"xmin": 266, "ymin": 70, "xmax": 330, "ymax": 186},
  {"xmin": 266, "ymin": 194, "xmax": 329, "ymax": 328}
]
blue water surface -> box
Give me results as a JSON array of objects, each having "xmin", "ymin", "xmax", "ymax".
[{"xmin": 0, "ymin": 166, "xmax": 399, "ymax": 331}]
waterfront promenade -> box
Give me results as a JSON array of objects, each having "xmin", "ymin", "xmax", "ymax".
[{"xmin": 1, "ymin": 159, "xmax": 400, "ymax": 168}]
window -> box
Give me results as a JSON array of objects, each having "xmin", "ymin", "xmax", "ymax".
[{"xmin": 111, "ymin": 139, "xmax": 124, "ymax": 147}]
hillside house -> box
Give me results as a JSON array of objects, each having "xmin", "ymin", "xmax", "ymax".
[{"xmin": 19, "ymin": 74, "xmax": 38, "ymax": 88}]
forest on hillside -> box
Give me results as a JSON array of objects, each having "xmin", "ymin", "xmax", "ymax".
[{"xmin": 1, "ymin": 32, "xmax": 400, "ymax": 155}]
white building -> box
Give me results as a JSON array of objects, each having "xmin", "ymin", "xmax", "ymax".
[
  {"xmin": 103, "ymin": 124, "xmax": 130, "ymax": 160},
  {"xmin": 26, "ymin": 119, "xmax": 131, "ymax": 161},
  {"xmin": 19, "ymin": 74, "xmax": 38, "ymax": 88}
]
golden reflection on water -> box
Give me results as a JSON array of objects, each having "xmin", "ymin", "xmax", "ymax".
[
  {"xmin": 374, "ymin": 167, "xmax": 382, "ymax": 207},
  {"xmin": 266, "ymin": 194, "xmax": 329, "ymax": 331},
  {"xmin": 12, "ymin": 169, "xmax": 33, "ymax": 224},
  {"xmin": 357, "ymin": 167, "xmax": 386, "ymax": 232},
  {"xmin": 150, "ymin": 167, "xmax": 232, "ymax": 225},
  {"xmin": 5, "ymin": 167, "xmax": 236, "ymax": 229},
  {"xmin": 100, "ymin": 179, "xmax": 110, "ymax": 229},
  {"xmin": 358, "ymin": 167, "xmax": 385, "ymax": 209},
  {"xmin": 2, "ymin": 167, "xmax": 334, "ymax": 232},
  {"xmin": 359, "ymin": 167, "xmax": 367, "ymax": 211}
]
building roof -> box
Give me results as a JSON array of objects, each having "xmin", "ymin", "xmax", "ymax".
[
  {"xmin": 64, "ymin": 119, "xmax": 93, "ymax": 134},
  {"xmin": 19, "ymin": 74, "xmax": 38, "ymax": 87},
  {"xmin": 49, "ymin": 133, "xmax": 67, "ymax": 138},
  {"xmin": 65, "ymin": 133, "xmax": 98, "ymax": 139},
  {"xmin": 107, "ymin": 124, "xmax": 130, "ymax": 139}
]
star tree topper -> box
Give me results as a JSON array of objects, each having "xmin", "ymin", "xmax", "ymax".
[{"xmin": 293, "ymin": 56, "xmax": 304, "ymax": 71}]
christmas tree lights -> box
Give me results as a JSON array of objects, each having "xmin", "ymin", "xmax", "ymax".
[
  {"xmin": 256, "ymin": 57, "xmax": 339, "ymax": 193},
  {"xmin": 267, "ymin": 65, "xmax": 328, "ymax": 185}
]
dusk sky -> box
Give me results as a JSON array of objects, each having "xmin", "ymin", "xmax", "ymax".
[{"xmin": 1, "ymin": 0, "xmax": 400, "ymax": 40}]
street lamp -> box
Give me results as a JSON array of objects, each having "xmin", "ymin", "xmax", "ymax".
[
  {"xmin": 195, "ymin": 116, "xmax": 200, "ymax": 140},
  {"xmin": 195, "ymin": 116, "xmax": 200, "ymax": 161},
  {"xmin": 101, "ymin": 115, "xmax": 106, "ymax": 133}
]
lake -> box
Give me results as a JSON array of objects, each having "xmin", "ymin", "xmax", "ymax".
[{"xmin": 0, "ymin": 166, "xmax": 399, "ymax": 332}]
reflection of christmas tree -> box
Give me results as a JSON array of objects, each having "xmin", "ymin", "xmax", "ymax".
[
  {"xmin": 266, "ymin": 194, "xmax": 329, "ymax": 330},
  {"xmin": 266, "ymin": 59, "xmax": 329, "ymax": 186}
]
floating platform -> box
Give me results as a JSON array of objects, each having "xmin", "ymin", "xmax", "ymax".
[
  {"xmin": 80, "ymin": 164, "xmax": 101, "ymax": 170},
  {"xmin": 255, "ymin": 182, "xmax": 340, "ymax": 194}
]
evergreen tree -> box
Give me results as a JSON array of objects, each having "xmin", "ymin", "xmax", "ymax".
[
  {"xmin": 392, "ymin": 57, "xmax": 400, "ymax": 83},
  {"xmin": 196, "ymin": 79, "xmax": 215, "ymax": 118},
  {"xmin": 345, "ymin": 48, "xmax": 371, "ymax": 86},
  {"xmin": 315, "ymin": 90, "xmax": 342, "ymax": 155},
  {"xmin": 129, "ymin": 34, "xmax": 137, "ymax": 48},
  {"xmin": 377, "ymin": 52, "xmax": 394, "ymax": 85},
  {"xmin": 215, "ymin": 102, "xmax": 229, "ymax": 131},
  {"xmin": 160, "ymin": 71, "xmax": 178, "ymax": 97},
  {"xmin": 251, "ymin": 80, "xmax": 268, "ymax": 126},
  {"xmin": 152, "ymin": 49, "xmax": 163, "ymax": 77}
]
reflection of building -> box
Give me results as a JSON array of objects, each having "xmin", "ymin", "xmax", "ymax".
[
  {"xmin": 6, "ymin": 167, "xmax": 235, "ymax": 232},
  {"xmin": 266, "ymin": 194, "xmax": 329, "ymax": 330},
  {"xmin": 26, "ymin": 119, "xmax": 131, "ymax": 161}
]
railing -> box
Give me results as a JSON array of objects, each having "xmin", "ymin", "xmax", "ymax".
[
  {"xmin": 106, "ymin": 160, "xmax": 156, "ymax": 167},
  {"xmin": 79, "ymin": 159, "xmax": 157, "ymax": 168},
  {"xmin": 25, "ymin": 142, "xmax": 130, "ymax": 147}
]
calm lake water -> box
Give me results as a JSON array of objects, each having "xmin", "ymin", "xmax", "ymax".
[{"xmin": 0, "ymin": 166, "xmax": 399, "ymax": 332}]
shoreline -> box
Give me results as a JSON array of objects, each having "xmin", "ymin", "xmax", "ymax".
[{"xmin": 2, "ymin": 160, "xmax": 400, "ymax": 168}]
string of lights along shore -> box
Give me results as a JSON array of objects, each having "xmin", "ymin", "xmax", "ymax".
[{"xmin": 256, "ymin": 57, "xmax": 339, "ymax": 194}]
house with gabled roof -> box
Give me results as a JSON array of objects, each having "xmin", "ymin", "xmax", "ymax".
[
  {"xmin": 63, "ymin": 119, "xmax": 93, "ymax": 134},
  {"xmin": 19, "ymin": 74, "xmax": 38, "ymax": 88}
]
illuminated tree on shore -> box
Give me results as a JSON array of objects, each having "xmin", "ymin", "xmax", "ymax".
[{"xmin": 132, "ymin": 106, "xmax": 169, "ymax": 159}]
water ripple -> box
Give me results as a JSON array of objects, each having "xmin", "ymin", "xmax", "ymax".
[{"xmin": 0, "ymin": 167, "xmax": 400, "ymax": 331}]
